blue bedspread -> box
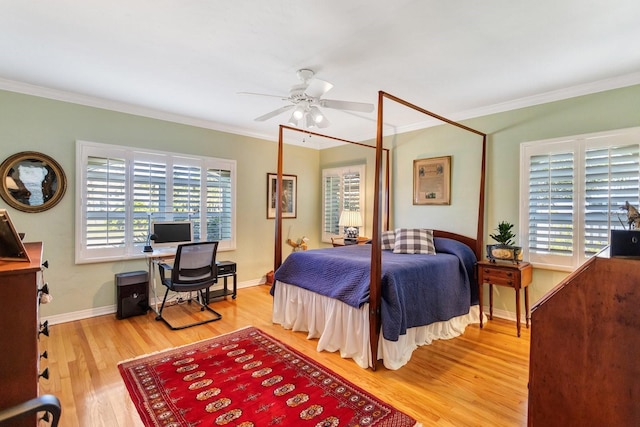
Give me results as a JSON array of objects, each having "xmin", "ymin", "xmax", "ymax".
[{"xmin": 273, "ymin": 237, "xmax": 478, "ymax": 341}]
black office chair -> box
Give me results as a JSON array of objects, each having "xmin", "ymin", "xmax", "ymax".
[
  {"xmin": 0, "ymin": 394, "xmax": 61, "ymax": 427},
  {"xmin": 155, "ymin": 241, "xmax": 222, "ymax": 330}
]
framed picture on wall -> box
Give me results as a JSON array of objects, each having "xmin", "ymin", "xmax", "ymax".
[
  {"xmin": 267, "ymin": 173, "xmax": 297, "ymax": 219},
  {"xmin": 413, "ymin": 156, "xmax": 451, "ymax": 205}
]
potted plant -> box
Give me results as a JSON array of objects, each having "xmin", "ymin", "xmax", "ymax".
[{"xmin": 487, "ymin": 221, "xmax": 522, "ymax": 263}]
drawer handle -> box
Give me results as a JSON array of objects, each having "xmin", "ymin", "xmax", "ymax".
[
  {"xmin": 507, "ymin": 272, "xmax": 513, "ymax": 277},
  {"xmin": 39, "ymin": 320, "xmax": 49, "ymax": 338},
  {"xmin": 41, "ymin": 350, "xmax": 48, "ymax": 360},
  {"xmin": 507, "ymin": 281, "xmax": 513, "ymax": 285},
  {"xmin": 38, "ymin": 283, "xmax": 50, "ymax": 295},
  {"xmin": 39, "ymin": 367, "xmax": 49, "ymax": 380}
]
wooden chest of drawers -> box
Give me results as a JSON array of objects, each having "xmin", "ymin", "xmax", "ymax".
[{"xmin": 0, "ymin": 242, "xmax": 48, "ymax": 427}]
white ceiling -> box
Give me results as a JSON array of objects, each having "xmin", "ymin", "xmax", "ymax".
[{"xmin": 1, "ymin": 1, "xmax": 639, "ymax": 147}]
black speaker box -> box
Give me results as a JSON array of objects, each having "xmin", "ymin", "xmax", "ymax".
[
  {"xmin": 115, "ymin": 270, "xmax": 149, "ymax": 319},
  {"xmin": 610, "ymin": 230, "xmax": 640, "ymax": 258}
]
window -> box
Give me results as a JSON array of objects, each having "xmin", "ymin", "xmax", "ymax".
[
  {"xmin": 76, "ymin": 141, "xmax": 236, "ymax": 263},
  {"xmin": 520, "ymin": 127, "xmax": 640, "ymax": 271},
  {"xmin": 322, "ymin": 164, "xmax": 365, "ymax": 242}
]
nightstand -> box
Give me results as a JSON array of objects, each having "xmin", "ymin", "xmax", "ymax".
[
  {"xmin": 331, "ymin": 236, "xmax": 370, "ymax": 247},
  {"xmin": 476, "ymin": 260, "xmax": 533, "ymax": 337}
]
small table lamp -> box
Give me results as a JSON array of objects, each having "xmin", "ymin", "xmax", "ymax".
[{"xmin": 339, "ymin": 210, "xmax": 363, "ymax": 243}]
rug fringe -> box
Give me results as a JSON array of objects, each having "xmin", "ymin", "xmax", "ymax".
[{"xmin": 117, "ymin": 325, "xmax": 255, "ymax": 365}]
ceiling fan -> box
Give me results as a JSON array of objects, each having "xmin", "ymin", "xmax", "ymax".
[{"xmin": 240, "ymin": 69, "xmax": 374, "ymax": 129}]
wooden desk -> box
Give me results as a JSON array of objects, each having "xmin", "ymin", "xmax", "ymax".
[
  {"xmin": 331, "ymin": 236, "xmax": 370, "ymax": 247},
  {"xmin": 477, "ymin": 260, "xmax": 533, "ymax": 337}
]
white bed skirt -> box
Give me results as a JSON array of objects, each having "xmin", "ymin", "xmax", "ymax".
[{"xmin": 272, "ymin": 281, "xmax": 483, "ymax": 370}]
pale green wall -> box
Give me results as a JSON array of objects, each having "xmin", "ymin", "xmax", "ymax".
[
  {"xmin": 0, "ymin": 90, "xmax": 320, "ymax": 318},
  {"xmin": 322, "ymin": 84, "xmax": 640, "ymax": 318},
  {"xmin": 4, "ymin": 85, "xmax": 640, "ymax": 321},
  {"xmin": 473, "ymin": 85, "xmax": 640, "ymax": 314}
]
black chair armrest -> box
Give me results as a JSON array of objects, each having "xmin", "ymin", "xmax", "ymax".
[
  {"xmin": 158, "ymin": 262, "xmax": 173, "ymax": 281},
  {"xmin": 0, "ymin": 394, "xmax": 61, "ymax": 427}
]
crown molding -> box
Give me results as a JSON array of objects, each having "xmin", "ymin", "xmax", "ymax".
[
  {"xmin": 2, "ymin": 72, "xmax": 639, "ymax": 150},
  {"xmin": 390, "ymin": 72, "xmax": 640, "ymax": 137},
  {"xmin": 0, "ymin": 77, "xmax": 279, "ymax": 141}
]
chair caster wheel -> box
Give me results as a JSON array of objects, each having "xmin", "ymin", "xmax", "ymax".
[{"xmin": 155, "ymin": 315, "xmax": 161, "ymax": 321}]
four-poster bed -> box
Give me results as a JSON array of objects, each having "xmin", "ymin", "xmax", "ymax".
[{"xmin": 271, "ymin": 92, "xmax": 487, "ymax": 370}]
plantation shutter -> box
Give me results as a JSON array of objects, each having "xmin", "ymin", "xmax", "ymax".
[
  {"xmin": 172, "ymin": 163, "xmax": 202, "ymax": 237},
  {"xmin": 323, "ymin": 174, "xmax": 341, "ymax": 235},
  {"xmin": 584, "ymin": 144, "xmax": 640, "ymax": 256},
  {"xmin": 85, "ymin": 155, "xmax": 127, "ymax": 249},
  {"xmin": 77, "ymin": 141, "xmax": 236, "ymax": 263},
  {"xmin": 206, "ymin": 167, "xmax": 232, "ymax": 241},
  {"xmin": 527, "ymin": 152, "xmax": 574, "ymax": 257},
  {"xmin": 343, "ymin": 171, "xmax": 361, "ymax": 211},
  {"xmin": 133, "ymin": 160, "xmax": 167, "ymax": 245},
  {"xmin": 521, "ymin": 127, "xmax": 640, "ymax": 270},
  {"xmin": 322, "ymin": 164, "xmax": 365, "ymax": 241}
]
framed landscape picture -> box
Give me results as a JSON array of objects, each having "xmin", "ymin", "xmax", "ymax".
[
  {"xmin": 267, "ymin": 173, "xmax": 297, "ymax": 218},
  {"xmin": 413, "ymin": 156, "xmax": 451, "ymax": 205}
]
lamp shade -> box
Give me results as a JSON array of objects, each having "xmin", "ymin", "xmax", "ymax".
[{"xmin": 338, "ymin": 210, "xmax": 363, "ymax": 227}]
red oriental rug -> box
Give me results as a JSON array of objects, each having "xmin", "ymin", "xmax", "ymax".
[{"xmin": 118, "ymin": 326, "xmax": 420, "ymax": 427}]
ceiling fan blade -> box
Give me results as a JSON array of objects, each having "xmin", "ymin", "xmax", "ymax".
[
  {"xmin": 304, "ymin": 78, "xmax": 333, "ymax": 98},
  {"xmin": 238, "ymin": 91, "xmax": 289, "ymax": 100},
  {"xmin": 320, "ymin": 99, "xmax": 374, "ymax": 113},
  {"xmin": 254, "ymin": 104, "xmax": 294, "ymax": 121}
]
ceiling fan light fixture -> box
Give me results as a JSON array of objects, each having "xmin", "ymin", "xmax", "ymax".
[
  {"xmin": 287, "ymin": 113, "xmax": 299, "ymax": 127},
  {"xmin": 309, "ymin": 106, "xmax": 324, "ymax": 124},
  {"xmin": 292, "ymin": 106, "xmax": 304, "ymax": 120},
  {"xmin": 303, "ymin": 112, "xmax": 316, "ymax": 129}
]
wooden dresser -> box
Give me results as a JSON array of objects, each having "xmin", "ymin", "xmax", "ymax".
[
  {"xmin": 528, "ymin": 249, "xmax": 640, "ymax": 426},
  {"xmin": 0, "ymin": 242, "xmax": 48, "ymax": 427}
]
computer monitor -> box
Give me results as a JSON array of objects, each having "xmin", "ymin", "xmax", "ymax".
[{"xmin": 150, "ymin": 221, "xmax": 193, "ymax": 249}]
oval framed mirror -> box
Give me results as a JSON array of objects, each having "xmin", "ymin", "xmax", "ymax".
[{"xmin": 0, "ymin": 151, "xmax": 67, "ymax": 213}]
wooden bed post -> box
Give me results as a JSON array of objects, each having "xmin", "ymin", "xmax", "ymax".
[
  {"xmin": 274, "ymin": 125, "xmax": 284, "ymax": 271},
  {"xmin": 367, "ymin": 92, "xmax": 487, "ymax": 370},
  {"xmin": 369, "ymin": 91, "xmax": 385, "ymax": 371},
  {"xmin": 477, "ymin": 134, "xmax": 487, "ymax": 261}
]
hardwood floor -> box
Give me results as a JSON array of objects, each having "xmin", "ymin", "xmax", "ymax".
[{"xmin": 40, "ymin": 284, "xmax": 530, "ymax": 427}]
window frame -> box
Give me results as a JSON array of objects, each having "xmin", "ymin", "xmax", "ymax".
[
  {"xmin": 75, "ymin": 140, "xmax": 236, "ymax": 264},
  {"xmin": 519, "ymin": 127, "xmax": 640, "ymax": 271},
  {"xmin": 321, "ymin": 164, "xmax": 366, "ymax": 243}
]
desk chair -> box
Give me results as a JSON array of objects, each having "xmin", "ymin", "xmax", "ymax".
[
  {"xmin": 0, "ymin": 394, "xmax": 61, "ymax": 427},
  {"xmin": 156, "ymin": 241, "xmax": 222, "ymax": 330}
]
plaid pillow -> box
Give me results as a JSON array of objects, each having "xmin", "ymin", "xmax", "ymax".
[
  {"xmin": 393, "ymin": 228, "xmax": 435, "ymax": 254},
  {"xmin": 381, "ymin": 230, "xmax": 395, "ymax": 250}
]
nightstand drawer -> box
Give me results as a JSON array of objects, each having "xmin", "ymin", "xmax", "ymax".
[{"xmin": 480, "ymin": 268, "xmax": 518, "ymax": 286}]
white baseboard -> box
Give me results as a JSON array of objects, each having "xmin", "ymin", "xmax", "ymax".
[
  {"xmin": 42, "ymin": 279, "xmax": 263, "ymax": 326},
  {"xmin": 482, "ymin": 306, "xmax": 527, "ymax": 323}
]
